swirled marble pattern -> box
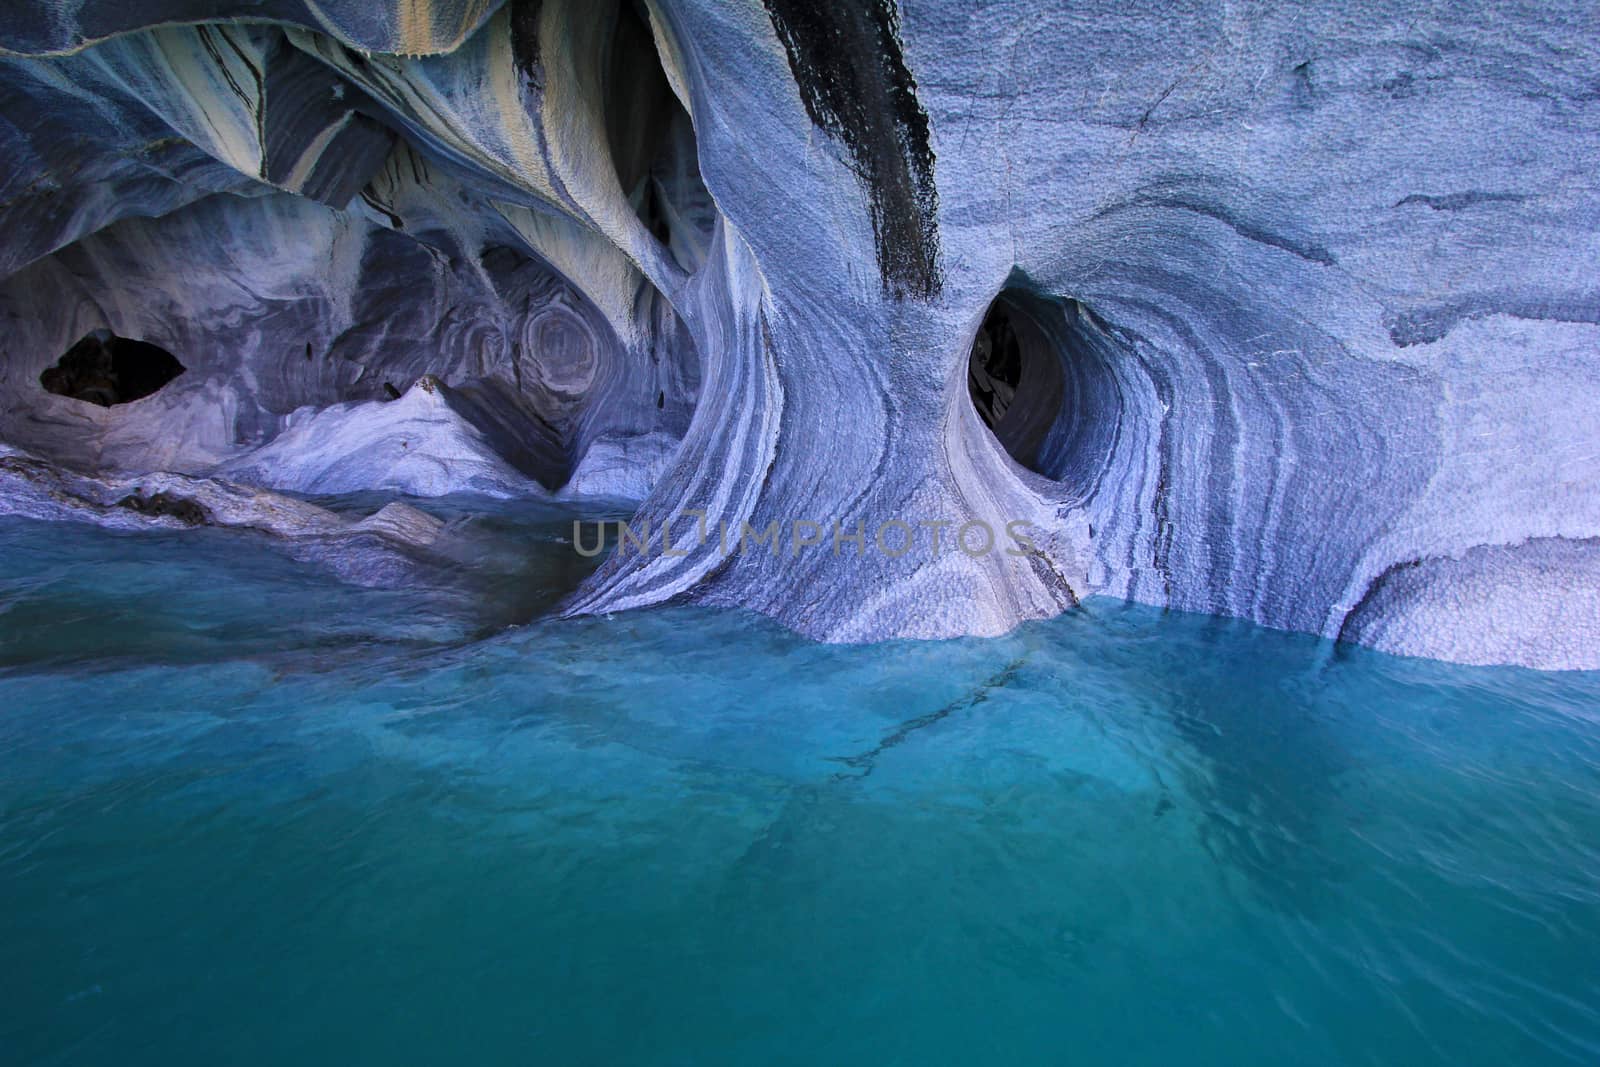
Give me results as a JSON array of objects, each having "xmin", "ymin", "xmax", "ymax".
[{"xmin": 0, "ymin": 0, "xmax": 1595, "ymax": 666}]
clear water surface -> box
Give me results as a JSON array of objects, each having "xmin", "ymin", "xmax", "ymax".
[{"xmin": 2, "ymin": 505, "xmax": 1598, "ymax": 1066}]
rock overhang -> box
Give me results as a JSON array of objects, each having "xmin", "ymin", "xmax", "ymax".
[{"xmin": 0, "ymin": 0, "xmax": 1594, "ymax": 668}]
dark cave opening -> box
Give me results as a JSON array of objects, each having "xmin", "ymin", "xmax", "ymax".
[
  {"xmin": 968, "ymin": 300, "xmax": 1024, "ymax": 431},
  {"xmin": 966, "ymin": 287, "xmax": 1124, "ymax": 484},
  {"xmin": 40, "ymin": 330, "xmax": 186, "ymax": 407},
  {"xmin": 602, "ymin": 0, "xmax": 714, "ymax": 271},
  {"xmin": 604, "ymin": 0, "xmax": 675, "ymax": 204},
  {"xmin": 967, "ymin": 291, "xmax": 1062, "ymax": 474}
]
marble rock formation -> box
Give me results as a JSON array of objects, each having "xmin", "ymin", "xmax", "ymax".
[{"xmin": 0, "ymin": 0, "xmax": 1596, "ymax": 668}]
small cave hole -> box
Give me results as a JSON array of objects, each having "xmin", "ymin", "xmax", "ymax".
[
  {"xmin": 964, "ymin": 285, "xmax": 1121, "ymax": 483},
  {"xmin": 968, "ymin": 301, "xmax": 1024, "ymax": 432},
  {"xmin": 966, "ymin": 287, "xmax": 1081, "ymax": 479},
  {"xmin": 40, "ymin": 330, "xmax": 186, "ymax": 407}
]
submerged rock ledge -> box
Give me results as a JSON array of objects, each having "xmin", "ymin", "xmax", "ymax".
[{"xmin": 0, "ymin": 0, "xmax": 1596, "ymax": 668}]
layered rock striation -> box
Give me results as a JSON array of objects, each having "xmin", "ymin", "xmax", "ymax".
[{"xmin": 1, "ymin": 0, "xmax": 1596, "ymax": 667}]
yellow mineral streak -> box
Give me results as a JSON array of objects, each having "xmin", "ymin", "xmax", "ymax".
[
  {"xmin": 137, "ymin": 26, "xmax": 263, "ymax": 179},
  {"xmin": 537, "ymin": 1, "xmax": 652, "ymax": 281},
  {"xmin": 396, "ymin": 0, "xmax": 437, "ymax": 56},
  {"xmin": 296, "ymin": 0, "xmax": 495, "ymax": 56}
]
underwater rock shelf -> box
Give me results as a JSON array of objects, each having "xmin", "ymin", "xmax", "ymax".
[{"xmin": 0, "ymin": 0, "xmax": 1596, "ymax": 667}]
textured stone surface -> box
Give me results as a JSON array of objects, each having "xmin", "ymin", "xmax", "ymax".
[
  {"xmin": 0, "ymin": 442, "xmax": 452, "ymax": 587},
  {"xmin": 0, "ymin": 0, "xmax": 1596, "ymax": 667}
]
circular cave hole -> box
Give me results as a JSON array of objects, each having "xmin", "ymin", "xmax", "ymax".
[
  {"xmin": 40, "ymin": 330, "xmax": 186, "ymax": 407},
  {"xmin": 965, "ymin": 286, "xmax": 1122, "ymax": 483}
]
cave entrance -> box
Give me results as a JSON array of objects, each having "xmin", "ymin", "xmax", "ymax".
[
  {"xmin": 967, "ymin": 291, "xmax": 1065, "ymax": 475},
  {"xmin": 964, "ymin": 286, "xmax": 1123, "ymax": 484},
  {"xmin": 968, "ymin": 299, "xmax": 1024, "ymax": 430},
  {"xmin": 40, "ymin": 330, "xmax": 186, "ymax": 407},
  {"xmin": 602, "ymin": 0, "xmax": 713, "ymax": 272}
]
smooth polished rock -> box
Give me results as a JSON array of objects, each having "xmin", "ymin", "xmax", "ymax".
[{"xmin": 0, "ymin": 0, "xmax": 1595, "ymax": 667}]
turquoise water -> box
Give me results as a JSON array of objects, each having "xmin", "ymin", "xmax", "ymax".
[{"xmin": 2, "ymin": 510, "xmax": 1599, "ymax": 1066}]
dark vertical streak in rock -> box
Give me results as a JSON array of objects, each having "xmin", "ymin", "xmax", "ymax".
[
  {"xmin": 361, "ymin": 188, "xmax": 405, "ymax": 229},
  {"xmin": 1195, "ymin": 344, "xmax": 1238, "ymax": 597},
  {"xmin": 215, "ymin": 26, "xmax": 267, "ymax": 174},
  {"xmin": 223, "ymin": 30, "xmax": 266, "ymax": 161},
  {"xmin": 509, "ymin": 0, "xmax": 545, "ymax": 91},
  {"xmin": 762, "ymin": 0, "xmax": 941, "ymax": 299}
]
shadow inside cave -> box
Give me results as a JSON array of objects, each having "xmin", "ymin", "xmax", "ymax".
[{"xmin": 40, "ymin": 330, "xmax": 186, "ymax": 408}]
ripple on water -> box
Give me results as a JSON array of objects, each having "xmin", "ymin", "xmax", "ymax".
[{"xmin": 1, "ymin": 512, "xmax": 1599, "ymax": 1065}]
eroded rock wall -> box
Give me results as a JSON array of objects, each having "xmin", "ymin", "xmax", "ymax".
[{"xmin": 0, "ymin": 0, "xmax": 1596, "ymax": 667}]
